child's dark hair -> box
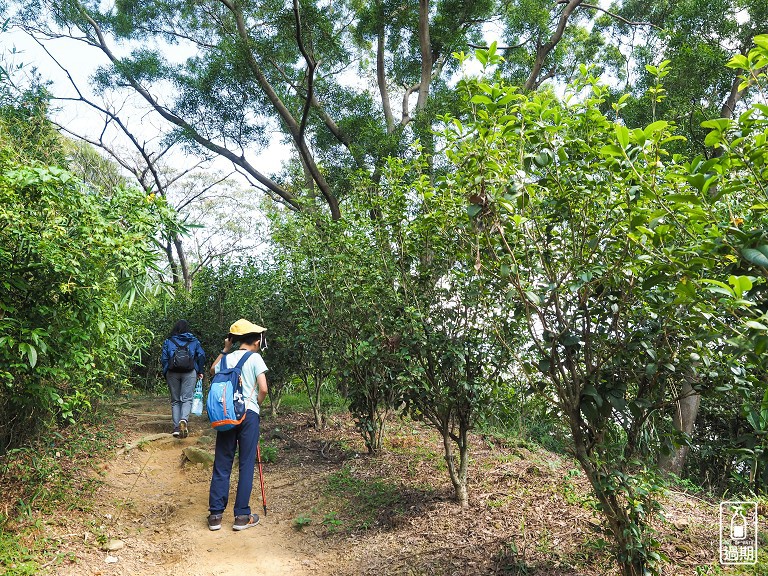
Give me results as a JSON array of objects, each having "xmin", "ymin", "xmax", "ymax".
[
  {"xmin": 229, "ymin": 332, "xmax": 261, "ymax": 345},
  {"xmin": 171, "ymin": 319, "xmax": 190, "ymax": 337}
]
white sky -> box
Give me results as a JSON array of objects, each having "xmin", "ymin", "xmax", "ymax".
[{"xmin": 1, "ymin": 27, "xmax": 291, "ymax": 178}]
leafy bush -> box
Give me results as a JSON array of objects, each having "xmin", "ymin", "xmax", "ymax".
[{"xmin": 0, "ymin": 91, "xmax": 170, "ymax": 451}]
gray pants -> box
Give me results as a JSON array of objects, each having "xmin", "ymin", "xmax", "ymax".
[{"xmin": 166, "ymin": 370, "xmax": 197, "ymax": 428}]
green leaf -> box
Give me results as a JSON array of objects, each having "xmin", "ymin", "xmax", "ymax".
[
  {"xmin": 607, "ymin": 390, "xmax": 626, "ymax": 411},
  {"xmin": 26, "ymin": 345, "xmax": 37, "ymax": 368},
  {"xmin": 533, "ymin": 150, "xmax": 552, "ymax": 167},
  {"xmin": 643, "ymin": 120, "xmax": 668, "ymax": 138},
  {"xmin": 729, "ymin": 275, "xmax": 753, "ymax": 297},
  {"xmin": 701, "ymin": 279, "xmax": 734, "ymax": 297},
  {"xmin": 525, "ymin": 291, "xmax": 540, "ymax": 305},
  {"xmin": 470, "ymin": 94, "xmax": 493, "ymax": 105},
  {"xmin": 704, "ymin": 131, "xmax": 723, "ymax": 147},
  {"xmin": 742, "ymin": 248, "xmax": 768, "ymax": 267},
  {"xmin": 705, "ymin": 286, "xmax": 734, "ymax": 297},
  {"xmin": 727, "ymin": 54, "xmax": 749, "ymax": 70},
  {"xmin": 582, "ymin": 385, "xmax": 602, "ymax": 407},
  {"xmin": 754, "ymin": 35, "xmax": 768, "ymax": 50},
  {"xmin": 700, "ymin": 118, "xmax": 731, "ymax": 131},
  {"xmin": 745, "ymin": 320, "xmax": 768, "ymax": 330},
  {"xmin": 601, "ymin": 144, "xmax": 625, "ymax": 157},
  {"xmin": 615, "ymin": 125, "xmax": 629, "ymax": 148}
]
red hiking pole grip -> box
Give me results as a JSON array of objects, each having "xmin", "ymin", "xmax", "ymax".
[{"xmin": 257, "ymin": 443, "xmax": 267, "ymax": 516}]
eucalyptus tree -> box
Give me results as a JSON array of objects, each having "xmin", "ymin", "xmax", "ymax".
[
  {"xmin": 490, "ymin": 0, "xmax": 619, "ymax": 90},
  {"xmin": 10, "ymin": 0, "xmax": 620, "ymax": 221}
]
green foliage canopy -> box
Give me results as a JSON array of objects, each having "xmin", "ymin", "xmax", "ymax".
[{"xmin": 0, "ymin": 85, "xmax": 173, "ymax": 451}]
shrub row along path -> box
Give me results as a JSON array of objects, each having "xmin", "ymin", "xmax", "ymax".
[{"xmin": 49, "ymin": 395, "xmax": 722, "ymax": 575}]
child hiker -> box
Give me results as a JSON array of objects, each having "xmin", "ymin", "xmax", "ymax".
[{"xmin": 207, "ymin": 318, "xmax": 269, "ymax": 531}]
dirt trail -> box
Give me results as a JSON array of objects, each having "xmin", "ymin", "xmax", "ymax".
[
  {"xmin": 46, "ymin": 396, "xmax": 724, "ymax": 576},
  {"xmin": 54, "ymin": 397, "xmax": 346, "ymax": 576}
]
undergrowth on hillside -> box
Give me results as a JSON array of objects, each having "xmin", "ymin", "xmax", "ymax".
[{"xmin": 0, "ymin": 402, "xmax": 120, "ymax": 573}]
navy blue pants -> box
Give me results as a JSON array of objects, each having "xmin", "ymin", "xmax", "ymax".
[{"xmin": 208, "ymin": 410, "xmax": 260, "ymax": 517}]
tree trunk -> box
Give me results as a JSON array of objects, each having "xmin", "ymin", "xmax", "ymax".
[
  {"xmin": 416, "ymin": 0, "xmax": 432, "ymax": 111},
  {"xmin": 376, "ymin": 23, "xmax": 395, "ymax": 133},
  {"xmin": 301, "ymin": 158, "xmax": 315, "ymax": 199},
  {"xmin": 164, "ymin": 239, "xmax": 177, "ymax": 284},
  {"xmin": 173, "ymin": 233, "xmax": 191, "ymax": 290},
  {"xmin": 523, "ymin": 0, "xmax": 583, "ymax": 91},
  {"xmin": 302, "ymin": 374, "xmax": 323, "ymax": 428},
  {"xmin": 441, "ymin": 424, "xmax": 469, "ymax": 508},
  {"xmin": 658, "ymin": 379, "xmax": 700, "ymax": 475},
  {"xmin": 569, "ymin": 405, "xmax": 646, "ymax": 576}
]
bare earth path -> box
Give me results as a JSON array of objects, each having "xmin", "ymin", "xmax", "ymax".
[
  {"xmin": 46, "ymin": 395, "xmax": 726, "ymax": 576},
  {"xmin": 53, "ymin": 397, "xmax": 347, "ymax": 576}
]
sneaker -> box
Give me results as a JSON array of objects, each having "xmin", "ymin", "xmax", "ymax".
[
  {"xmin": 207, "ymin": 513, "xmax": 223, "ymax": 531},
  {"xmin": 179, "ymin": 420, "xmax": 188, "ymax": 439},
  {"xmin": 172, "ymin": 427, "xmax": 180, "ymax": 438},
  {"xmin": 233, "ymin": 514, "xmax": 259, "ymax": 531}
]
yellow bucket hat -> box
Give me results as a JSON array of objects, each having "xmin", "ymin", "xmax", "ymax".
[{"xmin": 229, "ymin": 318, "xmax": 267, "ymax": 335}]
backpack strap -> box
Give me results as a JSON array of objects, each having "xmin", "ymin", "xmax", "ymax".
[
  {"xmin": 219, "ymin": 350, "xmax": 252, "ymax": 372},
  {"xmin": 236, "ymin": 351, "xmax": 258, "ymax": 405},
  {"xmin": 220, "ymin": 351, "xmax": 258, "ymax": 417}
]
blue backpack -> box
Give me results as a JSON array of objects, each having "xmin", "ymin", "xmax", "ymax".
[{"xmin": 206, "ymin": 351, "xmax": 253, "ymax": 431}]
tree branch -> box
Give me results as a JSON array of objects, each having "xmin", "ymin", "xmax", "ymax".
[
  {"xmin": 218, "ymin": 0, "xmax": 339, "ymax": 219},
  {"xmin": 524, "ymin": 0, "xmax": 583, "ymax": 92},
  {"xmin": 75, "ymin": 6, "xmax": 304, "ymax": 213},
  {"xmin": 559, "ymin": 0, "xmax": 661, "ymax": 30},
  {"xmin": 416, "ymin": 0, "xmax": 432, "ymax": 111},
  {"xmin": 293, "ymin": 0, "xmax": 317, "ymax": 142},
  {"xmin": 377, "ymin": 24, "xmax": 395, "ymax": 133}
]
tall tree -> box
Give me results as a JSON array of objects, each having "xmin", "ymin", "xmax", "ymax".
[
  {"xmin": 10, "ymin": 0, "xmax": 612, "ymax": 220},
  {"xmin": 600, "ymin": 0, "xmax": 768, "ymax": 152}
]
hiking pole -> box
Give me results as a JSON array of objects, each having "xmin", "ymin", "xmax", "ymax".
[{"xmin": 257, "ymin": 443, "xmax": 267, "ymax": 516}]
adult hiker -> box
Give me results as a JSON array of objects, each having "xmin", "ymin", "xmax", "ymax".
[
  {"xmin": 207, "ymin": 318, "xmax": 269, "ymax": 531},
  {"xmin": 161, "ymin": 319, "xmax": 206, "ymax": 438}
]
